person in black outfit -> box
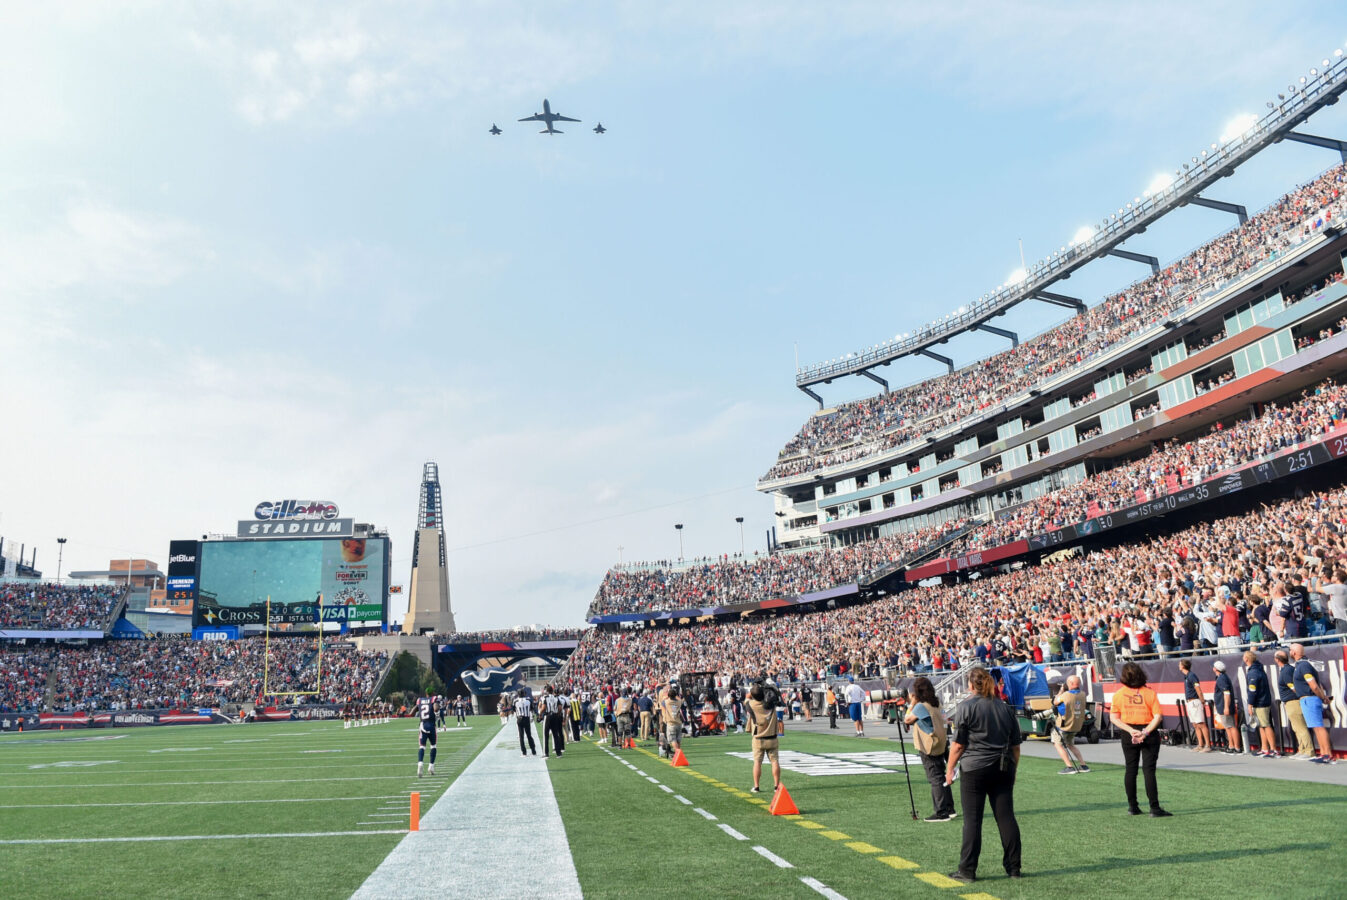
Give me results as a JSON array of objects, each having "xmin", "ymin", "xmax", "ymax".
[
  {"xmin": 513, "ymin": 693, "xmax": 537, "ymax": 757},
  {"xmin": 539, "ymin": 685, "xmax": 566, "ymax": 758},
  {"xmin": 945, "ymin": 667, "xmax": 1022, "ymax": 884}
]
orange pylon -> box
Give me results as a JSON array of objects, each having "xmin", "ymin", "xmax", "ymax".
[
  {"xmin": 769, "ymin": 784, "xmax": 799, "ymax": 815},
  {"xmin": 671, "ymin": 747, "xmax": 689, "ymax": 767},
  {"xmin": 410, "ymin": 791, "xmax": 420, "ymax": 831}
]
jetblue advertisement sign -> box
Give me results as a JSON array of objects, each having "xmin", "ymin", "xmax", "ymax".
[
  {"xmin": 192, "ymin": 625, "xmax": 239, "ymax": 641},
  {"xmin": 167, "ymin": 540, "xmax": 200, "ymax": 577}
]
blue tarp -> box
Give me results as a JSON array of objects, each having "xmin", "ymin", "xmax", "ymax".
[
  {"xmin": 992, "ymin": 663, "xmax": 1049, "ymax": 707},
  {"xmin": 109, "ymin": 617, "xmax": 145, "ymax": 638}
]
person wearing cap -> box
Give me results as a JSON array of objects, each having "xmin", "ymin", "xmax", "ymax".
[
  {"xmin": 1275, "ymin": 649, "xmax": 1315, "ymax": 759},
  {"xmin": 1211, "ymin": 661, "xmax": 1241, "ymax": 754},
  {"xmin": 844, "ymin": 676, "xmax": 866, "ymax": 737},
  {"xmin": 1179, "ymin": 658, "xmax": 1211, "ymax": 752},
  {"xmin": 1290, "ymin": 643, "xmax": 1337, "ymax": 764}
]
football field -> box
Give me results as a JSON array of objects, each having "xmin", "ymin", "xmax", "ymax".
[
  {"xmin": 2, "ymin": 721, "xmax": 1346, "ymax": 899},
  {"xmin": 0, "ymin": 718, "xmax": 493, "ymax": 899}
]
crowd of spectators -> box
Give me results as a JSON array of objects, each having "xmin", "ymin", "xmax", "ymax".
[
  {"xmin": 0, "ymin": 647, "xmax": 57, "ymax": 713},
  {"xmin": 942, "ymin": 380, "xmax": 1347, "ymax": 556},
  {"xmin": 764, "ymin": 163, "xmax": 1347, "ymax": 481},
  {"xmin": 0, "ymin": 637, "xmax": 391, "ymax": 712},
  {"xmin": 0, "ymin": 582, "xmax": 122, "ymax": 631},
  {"xmin": 588, "ymin": 518, "xmax": 970, "ymax": 617},
  {"xmin": 559, "ymin": 485, "xmax": 1347, "ymax": 693},
  {"xmin": 432, "ymin": 626, "xmax": 589, "ymax": 644}
]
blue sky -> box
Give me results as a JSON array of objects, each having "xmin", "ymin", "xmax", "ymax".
[{"xmin": 4, "ymin": 3, "xmax": 1347, "ymax": 628}]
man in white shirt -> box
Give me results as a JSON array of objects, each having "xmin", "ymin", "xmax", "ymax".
[{"xmin": 844, "ymin": 678, "xmax": 867, "ymax": 737}]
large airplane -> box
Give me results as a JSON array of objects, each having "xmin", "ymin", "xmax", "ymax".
[
  {"xmin": 489, "ymin": 124, "xmax": 502, "ymax": 135},
  {"xmin": 519, "ymin": 99, "xmax": 580, "ymax": 134}
]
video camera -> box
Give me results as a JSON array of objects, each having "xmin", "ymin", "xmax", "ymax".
[
  {"xmin": 867, "ymin": 689, "xmax": 908, "ymax": 704},
  {"xmin": 751, "ymin": 676, "xmax": 782, "ymax": 709}
]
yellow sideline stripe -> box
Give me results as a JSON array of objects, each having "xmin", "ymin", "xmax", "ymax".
[{"xmin": 622, "ymin": 743, "xmax": 999, "ymax": 899}]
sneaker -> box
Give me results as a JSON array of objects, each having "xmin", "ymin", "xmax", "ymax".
[
  {"xmin": 1149, "ymin": 809, "xmax": 1173, "ymax": 818},
  {"xmin": 751, "ymin": 786, "xmax": 762, "ymax": 793},
  {"xmin": 1007, "ymin": 871, "xmax": 1022, "ymax": 879},
  {"xmin": 428, "ymin": 765, "xmax": 435, "ymax": 775},
  {"xmin": 922, "ymin": 814, "xmax": 949, "ymax": 823},
  {"xmin": 1295, "ymin": 753, "xmax": 1316, "ymax": 761},
  {"xmin": 947, "ymin": 872, "xmax": 976, "ymax": 884},
  {"xmin": 1127, "ymin": 807, "xmax": 1143, "ymax": 816},
  {"xmin": 417, "ymin": 763, "xmax": 423, "ymax": 777},
  {"xmin": 1078, "ymin": 764, "xmax": 1091, "ymax": 772},
  {"xmin": 1057, "ymin": 767, "xmax": 1078, "ymax": 775}
]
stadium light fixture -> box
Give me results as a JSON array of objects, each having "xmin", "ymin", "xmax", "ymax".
[{"xmin": 1007, "ymin": 267, "xmax": 1027, "ymax": 285}]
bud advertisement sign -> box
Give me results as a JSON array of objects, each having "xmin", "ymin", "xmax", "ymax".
[{"xmin": 194, "ymin": 536, "xmax": 388, "ymax": 627}]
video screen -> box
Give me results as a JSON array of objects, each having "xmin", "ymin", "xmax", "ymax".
[{"xmin": 195, "ymin": 537, "xmax": 387, "ymax": 626}]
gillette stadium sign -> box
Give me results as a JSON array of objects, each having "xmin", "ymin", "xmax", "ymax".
[
  {"xmin": 237, "ymin": 500, "xmax": 351, "ymax": 538},
  {"xmin": 254, "ymin": 500, "xmax": 341, "ymax": 521}
]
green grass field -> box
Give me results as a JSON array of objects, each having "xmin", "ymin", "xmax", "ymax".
[
  {"xmin": 551, "ymin": 730, "xmax": 1347, "ymax": 900},
  {"xmin": 0, "ymin": 718, "xmax": 494, "ymax": 899},
  {"xmin": 3, "ymin": 721, "xmax": 1344, "ymax": 899}
]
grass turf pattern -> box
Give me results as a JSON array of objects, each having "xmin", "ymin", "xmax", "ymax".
[
  {"xmin": 0, "ymin": 719, "xmax": 494, "ymax": 899},
  {"xmin": 550, "ymin": 730, "xmax": 1347, "ymax": 900}
]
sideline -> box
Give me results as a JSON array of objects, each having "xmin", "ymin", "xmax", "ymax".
[{"xmin": 351, "ymin": 722, "xmax": 581, "ymax": 899}]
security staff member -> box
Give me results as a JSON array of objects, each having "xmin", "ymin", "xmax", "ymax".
[
  {"xmin": 825, "ymin": 685, "xmax": 838, "ymax": 729},
  {"xmin": 945, "ymin": 668, "xmax": 1022, "ymax": 884},
  {"xmin": 539, "ymin": 685, "xmax": 566, "ymax": 758},
  {"xmin": 514, "ymin": 692, "xmax": 538, "ymax": 757},
  {"xmin": 568, "ymin": 691, "xmax": 583, "ymax": 742},
  {"xmin": 1111, "ymin": 661, "xmax": 1170, "ymax": 817},
  {"xmin": 746, "ymin": 681, "xmax": 781, "ymax": 793}
]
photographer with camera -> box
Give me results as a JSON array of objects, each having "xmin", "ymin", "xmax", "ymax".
[
  {"xmin": 944, "ymin": 667, "xmax": 1022, "ymax": 884},
  {"xmin": 1051, "ymin": 675, "xmax": 1090, "ymax": 774},
  {"xmin": 746, "ymin": 678, "xmax": 782, "ymax": 793},
  {"xmin": 659, "ymin": 683, "xmax": 683, "ymax": 759},
  {"xmin": 904, "ymin": 676, "xmax": 955, "ymax": 822}
]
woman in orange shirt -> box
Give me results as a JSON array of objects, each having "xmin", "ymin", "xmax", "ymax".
[{"xmin": 1112, "ymin": 662, "xmax": 1171, "ymax": 817}]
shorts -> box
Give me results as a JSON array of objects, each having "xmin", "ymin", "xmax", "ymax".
[
  {"xmin": 418, "ymin": 727, "xmax": 436, "ymax": 747},
  {"xmin": 1050, "ymin": 728, "xmax": 1079, "ymax": 747},
  {"xmin": 1253, "ymin": 706, "xmax": 1272, "ymax": 728},
  {"xmin": 752, "ymin": 738, "xmax": 780, "ymax": 764},
  {"xmin": 1214, "ymin": 713, "xmax": 1235, "ymax": 729},
  {"xmin": 664, "ymin": 723, "xmax": 682, "ymax": 745},
  {"xmin": 1185, "ymin": 699, "xmax": 1205, "ymax": 723},
  {"xmin": 848, "ymin": 702, "xmax": 863, "ymax": 722},
  {"xmin": 1300, "ymin": 695, "xmax": 1326, "ymax": 730}
]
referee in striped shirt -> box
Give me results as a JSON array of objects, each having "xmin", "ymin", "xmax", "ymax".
[
  {"xmin": 514, "ymin": 693, "xmax": 538, "ymax": 757},
  {"xmin": 540, "ymin": 685, "xmax": 566, "ymax": 758}
]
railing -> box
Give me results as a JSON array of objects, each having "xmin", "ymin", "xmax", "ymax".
[{"xmin": 796, "ymin": 53, "xmax": 1347, "ymax": 387}]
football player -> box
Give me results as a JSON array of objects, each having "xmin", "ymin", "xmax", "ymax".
[{"xmin": 416, "ymin": 695, "xmax": 438, "ymax": 777}]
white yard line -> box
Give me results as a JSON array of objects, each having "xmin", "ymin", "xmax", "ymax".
[
  {"xmin": 0, "ymin": 829, "xmax": 406, "ymax": 845},
  {"xmin": 0, "ymin": 795, "xmax": 404, "ymax": 810},
  {"xmin": 717, "ymin": 823, "xmax": 748, "ymax": 841},
  {"xmin": 752, "ymin": 846, "xmax": 794, "ymax": 868},
  {"xmin": 352, "ymin": 723, "xmax": 581, "ymax": 899},
  {"xmin": 800, "ymin": 876, "xmax": 848, "ymax": 899},
  {"xmin": 0, "ymin": 775, "xmax": 415, "ymax": 789}
]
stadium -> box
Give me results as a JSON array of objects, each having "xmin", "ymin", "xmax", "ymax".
[{"xmin": 7, "ymin": 11, "xmax": 1347, "ymax": 900}]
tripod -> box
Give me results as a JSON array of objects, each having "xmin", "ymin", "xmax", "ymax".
[{"xmin": 893, "ymin": 711, "xmax": 919, "ymax": 821}]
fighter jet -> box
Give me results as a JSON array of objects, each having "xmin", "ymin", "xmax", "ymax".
[
  {"xmin": 592, "ymin": 122, "xmax": 606, "ymax": 134},
  {"xmin": 518, "ymin": 99, "xmax": 580, "ymax": 134},
  {"xmin": 489, "ymin": 124, "xmax": 502, "ymax": 135}
]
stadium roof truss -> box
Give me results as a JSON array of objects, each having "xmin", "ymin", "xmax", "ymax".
[{"xmin": 795, "ymin": 54, "xmax": 1347, "ymax": 407}]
